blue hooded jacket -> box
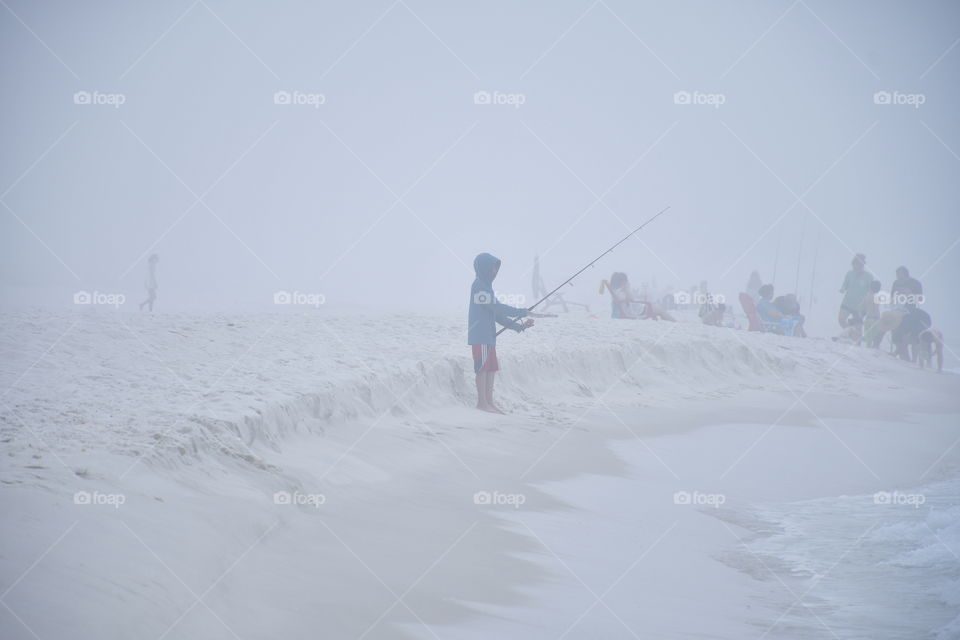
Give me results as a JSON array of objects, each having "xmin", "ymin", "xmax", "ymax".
[{"xmin": 468, "ymin": 253, "xmax": 528, "ymax": 345}]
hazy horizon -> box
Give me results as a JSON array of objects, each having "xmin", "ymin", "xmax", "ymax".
[{"xmin": 2, "ymin": 1, "xmax": 958, "ymax": 343}]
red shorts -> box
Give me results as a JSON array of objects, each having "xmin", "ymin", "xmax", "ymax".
[{"xmin": 471, "ymin": 344, "xmax": 499, "ymax": 373}]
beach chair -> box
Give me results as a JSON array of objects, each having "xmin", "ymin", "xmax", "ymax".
[
  {"xmin": 739, "ymin": 293, "xmax": 799, "ymax": 336},
  {"xmin": 739, "ymin": 293, "xmax": 763, "ymax": 331}
]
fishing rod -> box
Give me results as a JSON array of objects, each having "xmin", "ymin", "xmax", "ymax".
[{"xmin": 497, "ymin": 205, "xmax": 672, "ymax": 336}]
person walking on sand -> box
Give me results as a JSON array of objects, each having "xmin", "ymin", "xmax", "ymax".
[
  {"xmin": 468, "ymin": 253, "xmax": 534, "ymax": 414},
  {"xmin": 838, "ymin": 253, "xmax": 873, "ymax": 328},
  {"xmin": 139, "ymin": 254, "xmax": 159, "ymax": 312}
]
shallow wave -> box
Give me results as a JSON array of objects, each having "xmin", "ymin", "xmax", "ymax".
[{"xmin": 742, "ymin": 475, "xmax": 960, "ymax": 639}]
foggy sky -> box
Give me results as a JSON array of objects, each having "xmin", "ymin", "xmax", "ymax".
[{"xmin": 2, "ymin": 1, "xmax": 958, "ymax": 339}]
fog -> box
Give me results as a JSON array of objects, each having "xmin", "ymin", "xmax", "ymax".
[{"xmin": 2, "ymin": 0, "xmax": 958, "ymax": 339}]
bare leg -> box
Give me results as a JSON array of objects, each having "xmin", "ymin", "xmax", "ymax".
[
  {"xmin": 475, "ymin": 373, "xmax": 488, "ymax": 410},
  {"xmin": 485, "ymin": 371, "xmax": 505, "ymax": 414}
]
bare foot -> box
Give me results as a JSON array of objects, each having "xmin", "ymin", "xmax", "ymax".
[
  {"xmin": 476, "ymin": 403, "xmax": 504, "ymax": 414},
  {"xmin": 487, "ymin": 404, "xmax": 507, "ymax": 414}
]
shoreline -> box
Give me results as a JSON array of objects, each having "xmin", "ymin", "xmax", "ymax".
[
  {"xmin": 1, "ymin": 312, "xmax": 958, "ymax": 639},
  {"xmin": 2, "ymin": 392, "xmax": 956, "ymax": 639}
]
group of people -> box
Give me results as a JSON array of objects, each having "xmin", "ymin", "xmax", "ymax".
[{"xmin": 835, "ymin": 254, "xmax": 942, "ymax": 370}]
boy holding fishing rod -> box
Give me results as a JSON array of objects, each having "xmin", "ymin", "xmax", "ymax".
[
  {"xmin": 468, "ymin": 207, "xmax": 671, "ymax": 413},
  {"xmin": 468, "ymin": 253, "xmax": 553, "ymax": 414}
]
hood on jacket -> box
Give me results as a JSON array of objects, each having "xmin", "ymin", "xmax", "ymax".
[{"xmin": 473, "ymin": 253, "xmax": 501, "ymax": 283}]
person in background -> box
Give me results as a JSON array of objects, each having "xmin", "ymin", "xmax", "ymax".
[
  {"xmin": 890, "ymin": 266, "xmax": 923, "ymax": 307},
  {"xmin": 918, "ymin": 327, "xmax": 944, "ymax": 372},
  {"xmin": 773, "ymin": 292, "xmax": 807, "ymax": 337},
  {"xmin": 758, "ymin": 284, "xmax": 805, "ymax": 337},
  {"xmin": 893, "ymin": 305, "xmax": 932, "ymax": 362},
  {"xmin": 139, "ymin": 254, "xmax": 159, "ymax": 312},
  {"xmin": 838, "ymin": 253, "xmax": 873, "ymax": 328},
  {"xmin": 890, "ymin": 267, "xmax": 926, "ymax": 350},
  {"xmin": 701, "ymin": 302, "xmax": 726, "ymax": 327},
  {"xmin": 602, "ymin": 272, "xmax": 675, "ymax": 321}
]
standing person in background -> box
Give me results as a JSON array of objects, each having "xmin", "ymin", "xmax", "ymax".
[
  {"xmin": 139, "ymin": 254, "xmax": 159, "ymax": 312},
  {"xmin": 890, "ymin": 266, "xmax": 925, "ymax": 350},
  {"xmin": 890, "ymin": 266, "xmax": 923, "ymax": 307},
  {"xmin": 838, "ymin": 253, "xmax": 873, "ymax": 328}
]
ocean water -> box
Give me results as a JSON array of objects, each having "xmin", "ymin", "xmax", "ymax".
[{"xmin": 746, "ymin": 476, "xmax": 960, "ymax": 639}]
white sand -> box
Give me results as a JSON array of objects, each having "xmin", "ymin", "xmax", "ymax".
[{"xmin": 1, "ymin": 310, "xmax": 958, "ymax": 639}]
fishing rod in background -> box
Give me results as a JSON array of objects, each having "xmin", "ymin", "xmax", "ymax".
[{"xmin": 497, "ymin": 205, "xmax": 672, "ymax": 336}]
